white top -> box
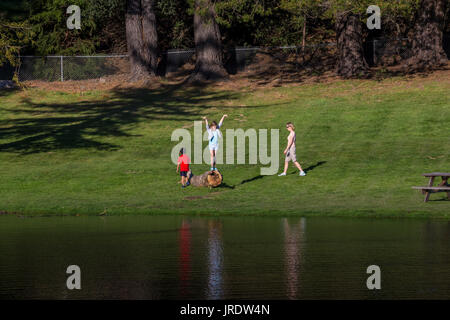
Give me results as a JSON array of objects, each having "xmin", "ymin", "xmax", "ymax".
[
  {"xmin": 288, "ymin": 131, "xmax": 296, "ymax": 151},
  {"xmin": 206, "ymin": 124, "xmax": 222, "ymax": 146}
]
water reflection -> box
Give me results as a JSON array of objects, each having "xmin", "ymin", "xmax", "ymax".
[
  {"xmin": 1, "ymin": 216, "xmax": 450, "ymax": 299},
  {"xmin": 206, "ymin": 220, "xmax": 223, "ymax": 299},
  {"xmin": 179, "ymin": 219, "xmax": 191, "ymax": 298},
  {"xmin": 283, "ymin": 218, "xmax": 306, "ymax": 299}
]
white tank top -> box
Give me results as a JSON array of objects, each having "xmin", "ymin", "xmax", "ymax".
[{"xmin": 288, "ymin": 132, "xmax": 296, "ymax": 150}]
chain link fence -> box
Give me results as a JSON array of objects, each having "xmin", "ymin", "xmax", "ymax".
[
  {"xmin": 164, "ymin": 49, "xmax": 195, "ymax": 73},
  {"xmin": 18, "ymin": 55, "xmax": 129, "ymax": 82},
  {"xmin": 3, "ymin": 39, "xmax": 442, "ymax": 82},
  {"xmin": 370, "ymin": 38, "xmax": 411, "ymax": 66},
  {"xmin": 223, "ymin": 43, "xmax": 339, "ymax": 77}
]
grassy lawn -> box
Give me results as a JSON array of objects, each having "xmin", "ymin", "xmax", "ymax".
[{"xmin": 0, "ymin": 76, "xmax": 449, "ymax": 218}]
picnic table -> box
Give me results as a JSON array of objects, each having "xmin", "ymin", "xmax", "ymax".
[{"xmin": 412, "ymin": 172, "xmax": 450, "ymax": 202}]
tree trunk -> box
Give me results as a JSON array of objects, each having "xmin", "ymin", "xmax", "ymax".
[
  {"xmin": 335, "ymin": 12, "xmax": 368, "ymax": 78},
  {"xmin": 190, "ymin": 0, "xmax": 228, "ymax": 82},
  {"xmin": 188, "ymin": 170, "xmax": 222, "ymax": 187},
  {"xmin": 142, "ymin": 0, "xmax": 158, "ymax": 74},
  {"xmin": 125, "ymin": 0, "xmax": 158, "ymax": 80},
  {"xmin": 404, "ymin": 0, "xmax": 448, "ymax": 72},
  {"xmin": 302, "ymin": 17, "xmax": 306, "ymax": 52}
]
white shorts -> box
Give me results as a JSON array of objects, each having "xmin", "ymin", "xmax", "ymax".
[
  {"xmin": 209, "ymin": 144, "xmax": 219, "ymax": 151},
  {"xmin": 285, "ymin": 149, "xmax": 297, "ymax": 162}
]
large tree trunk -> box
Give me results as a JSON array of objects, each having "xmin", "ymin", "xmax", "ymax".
[
  {"xmin": 125, "ymin": 0, "xmax": 158, "ymax": 80},
  {"xmin": 302, "ymin": 17, "xmax": 306, "ymax": 52},
  {"xmin": 335, "ymin": 12, "xmax": 368, "ymax": 78},
  {"xmin": 190, "ymin": 0, "xmax": 228, "ymax": 82},
  {"xmin": 404, "ymin": 0, "xmax": 448, "ymax": 72}
]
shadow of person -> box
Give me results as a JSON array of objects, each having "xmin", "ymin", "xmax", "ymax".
[
  {"xmin": 219, "ymin": 182, "xmax": 235, "ymax": 189},
  {"xmin": 304, "ymin": 161, "xmax": 327, "ymax": 173},
  {"xmin": 240, "ymin": 175, "xmax": 264, "ymax": 185},
  {"xmin": 217, "ymin": 174, "xmax": 265, "ymax": 189},
  {"xmin": 290, "ymin": 161, "xmax": 327, "ymax": 174}
]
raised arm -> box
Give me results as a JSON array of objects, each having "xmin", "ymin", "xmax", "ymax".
[
  {"xmin": 202, "ymin": 116, "xmax": 209, "ymax": 130},
  {"xmin": 218, "ymin": 114, "xmax": 228, "ymax": 128}
]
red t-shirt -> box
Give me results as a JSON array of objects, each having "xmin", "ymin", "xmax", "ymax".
[{"xmin": 178, "ymin": 154, "xmax": 190, "ymax": 172}]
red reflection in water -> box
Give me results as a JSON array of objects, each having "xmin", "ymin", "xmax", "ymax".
[{"xmin": 179, "ymin": 219, "xmax": 191, "ymax": 297}]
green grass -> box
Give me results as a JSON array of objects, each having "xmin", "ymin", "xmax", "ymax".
[{"xmin": 0, "ymin": 77, "xmax": 449, "ymax": 218}]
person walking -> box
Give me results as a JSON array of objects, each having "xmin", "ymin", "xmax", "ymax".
[{"xmin": 278, "ymin": 122, "xmax": 306, "ymax": 176}]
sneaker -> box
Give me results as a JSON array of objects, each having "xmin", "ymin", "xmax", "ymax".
[
  {"xmin": 278, "ymin": 172, "xmax": 286, "ymax": 176},
  {"xmin": 211, "ymin": 167, "xmax": 214, "ymax": 171},
  {"xmin": 182, "ymin": 185, "xmax": 186, "ymax": 188},
  {"xmin": 186, "ymin": 182, "xmax": 190, "ymax": 186},
  {"xmin": 299, "ymin": 171, "xmax": 306, "ymax": 176}
]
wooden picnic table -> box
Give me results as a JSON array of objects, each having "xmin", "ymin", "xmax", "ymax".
[{"xmin": 412, "ymin": 172, "xmax": 450, "ymax": 202}]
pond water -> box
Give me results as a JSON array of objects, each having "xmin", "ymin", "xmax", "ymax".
[{"xmin": 0, "ymin": 215, "xmax": 449, "ymax": 299}]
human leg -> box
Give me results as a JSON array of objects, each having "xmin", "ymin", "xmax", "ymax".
[
  {"xmin": 210, "ymin": 149, "xmax": 216, "ymax": 170},
  {"xmin": 294, "ymin": 161, "xmax": 303, "ymax": 171},
  {"xmin": 278, "ymin": 161, "xmax": 289, "ymax": 176}
]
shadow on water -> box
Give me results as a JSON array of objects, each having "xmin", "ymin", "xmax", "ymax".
[{"xmin": 0, "ymin": 84, "xmax": 283, "ymax": 155}]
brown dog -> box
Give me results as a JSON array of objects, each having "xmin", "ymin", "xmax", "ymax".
[{"xmin": 187, "ymin": 170, "xmax": 222, "ymax": 188}]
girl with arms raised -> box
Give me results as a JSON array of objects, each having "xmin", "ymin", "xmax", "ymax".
[{"xmin": 202, "ymin": 114, "xmax": 227, "ymax": 171}]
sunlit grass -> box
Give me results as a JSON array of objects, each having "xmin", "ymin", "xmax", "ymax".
[{"xmin": 0, "ymin": 76, "xmax": 449, "ymax": 217}]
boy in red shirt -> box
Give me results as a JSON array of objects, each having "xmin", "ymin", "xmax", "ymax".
[{"xmin": 177, "ymin": 148, "xmax": 191, "ymax": 188}]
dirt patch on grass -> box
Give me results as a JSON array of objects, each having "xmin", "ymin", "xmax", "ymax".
[
  {"xmin": 184, "ymin": 192, "xmax": 223, "ymax": 200},
  {"xmin": 21, "ymin": 73, "xmax": 159, "ymax": 94}
]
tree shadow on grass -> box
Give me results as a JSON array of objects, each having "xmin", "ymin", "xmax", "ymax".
[
  {"xmin": 427, "ymin": 198, "xmax": 449, "ymax": 202},
  {"xmin": 0, "ymin": 88, "xmax": 19, "ymax": 98},
  {"xmin": 0, "ymin": 84, "xmax": 284, "ymax": 154}
]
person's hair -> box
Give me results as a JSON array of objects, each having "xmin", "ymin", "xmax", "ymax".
[
  {"xmin": 179, "ymin": 147, "xmax": 184, "ymax": 156},
  {"xmin": 210, "ymin": 121, "xmax": 218, "ymax": 127},
  {"xmin": 286, "ymin": 122, "xmax": 295, "ymax": 130}
]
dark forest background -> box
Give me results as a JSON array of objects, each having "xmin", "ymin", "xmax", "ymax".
[{"xmin": 1, "ymin": 0, "xmax": 449, "ymax": 80}]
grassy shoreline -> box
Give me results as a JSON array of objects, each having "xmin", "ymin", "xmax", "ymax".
[
  {"xmin": 1, "ymin": 208, "xmax": 450, "ymax": 219},
  {"xmin": 1, "ymin": 75, "xmax": 449, "ymax": 218}
]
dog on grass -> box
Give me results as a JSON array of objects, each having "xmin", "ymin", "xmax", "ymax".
[{"xmin": 187, "ymin": 170, "xmax": 222, "ymax": 188}]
